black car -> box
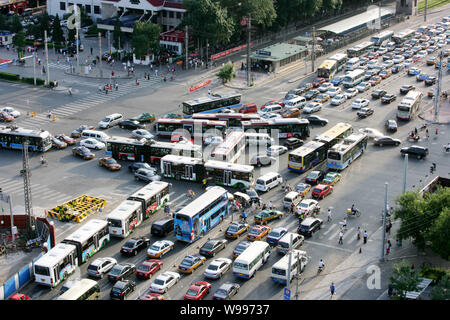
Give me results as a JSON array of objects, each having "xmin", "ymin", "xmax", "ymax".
[
  {"xmin": 425, "ymin": 76, "xmax": 436, "ymax": 86},
  {"xmin": 297, "ymin": 217, "xmax": 323, "ymax": 238},
  {"xmin": 212, "ymin": 283, "xmax": 240, "ymax": 300},
  {"xmin": 381, "ymin": 93, "xmax": 397, "ymax": 104},
  {"xmin": 199, "ymin": 239, "xmax": 228, "ymax": 258},
  {"xmin": 392, "ymin": 64, "xmax": 405, "ymax": 73},
  {"xmin": 304, "ymin": 89, "xmax": 320, "ymax": 100},
  {"xmin": 305, "ymin": 115, "xmax": 328, "ymax": 126},
  {"xmin": 245, "ymin": 188, "xmax": 261, "ymax": 203},
  {"xmin": 72, "ymin": 146, "xmax": 95, "ymax": 160},
  {"xmin": 357, "ymin": 107, "xmax": 374, "ymax": 118},
  {"xmin": 151, "ymin": 218, "xmax": 174, "ymax": 236},
  {"xmin": 305, "ymin": 170, "xmax": 325, "ymax": 185},
  {"xmin": 128, "ymin": 162, "xmax": 155, "ymax": 172},
  {"xmin": 108, "ymin": 263, "xmax": 136, "ymax": 282},
  {"xmin": 400, "ymin": 145, "xmax": 429, "ymax": 159},
  {"xmin": 371, "ymin": 89, "xmax": 387, "ymax": 99},
  {"xmin": 400, "ymin": 85, "xmax": 415, "ymax": 94},
  {"xmin": 283, "ymin": 137, "xmax": 304, "ymax": 150},
  {"xmin": 110, "ymin": 280, "xmax": 136, "ymax": 300},
  {"xmin": 373, "ymin": 136, "xmax": 401, "ymax": 146},
  {"xmin": 120, "ymin": 237, "xmax": 150, "ymax": 256},
  {"xmin": 118, "ymin": 120, "xmax": 145, "ymax": 130},
  {"xmin": 250, "ymin": 155, "xmax": 276, "ymax": 167}
]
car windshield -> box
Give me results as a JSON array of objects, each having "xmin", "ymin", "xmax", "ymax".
[
  {"xmin": 249, "ymin": 228, "xmax": 260, "ymax": 235},
  {"xmin": 268, "ymin": 231, "xmax": 280, "ymax": 238},
  {"xmin": 102, "ymin": 117, "xmax": 111, "ymax": 122},
  {"xmin": 308, "ymin": 172, "xmax": 318, "ymax": 179},
  {"xmin": 149, "ymin": 244, "xmax": 161, "ymax": 251},
  {"xmin": 299, "ymin": 202, "xmax": 309, "ymax": 208},
  {"xmin": 105, "ymin": 159, "xmax": 116, "ymax": 164},
  {"xmin": 182, "ymin": 258, "xmax": 194, "ymax": 266},
  {"xmin": 123, "ymin": 241, "xmax": 135, "ymax": 248},
  {"xmin": 153, "ymin": 279, "xmax": 165, "ymax": 286},
  {"xmin": 202, "ymin": 242, "xmax": 215, "ymax": 250},
  {"xmin": 109, "ymin": 266, "xmax": 122, "ymax": 275},
  {"xmin": 227, "ymin": 225, "xmax": 238, "ymax": 233},
  {"xmin": 187, "ymin": 289, "xmax": 199, "ymax": 296},
  {"xmin": 138, "ymin": 265, "xmax": 150, "ymax": 272},
  {"xmin": 215, "ymin": 289, "xmax": 227, "ymax": 297}
]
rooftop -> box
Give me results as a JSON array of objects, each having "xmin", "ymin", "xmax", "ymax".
[{"xmin": 249, "ymin": 43, "xmax": 307, "ymax": 62}]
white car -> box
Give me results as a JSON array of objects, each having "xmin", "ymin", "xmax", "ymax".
[
  {"xmin": 204, "ymin": 135, "xmax": 223, "ymax": 146},
  {"xmin": 87, "ymin": 257, "xmax": 117, "ymax": 278},
  {"xmin": 326, "ymin": 86, "xmax": 341, "ymax": 97},
  {"xmin": 146, "ymin": 240, "xmax": 175, "ymax": 258},
  {"xmin": 203, "ymin": 257, "xmax": 233, "ymax": 279},
  {"xmin": 331, "ymin": 94, "xmax": 347, "ymax": 106},
  {"xmin": 382, "ymin": 60, "xmax": 394, "ymax": 68},
  {"xmin": 296, "ymin": 199, "xmax": 320, "ymax": 216},
  {"xmin": 303, "ymin": 102, "xmax": 322, "ymax": 114},
  {"xmin": 392, "ymin": 55, "xmax": 404, "ymax": 64},
  {"xmin": 367, "ymin": 60, "xmax": 378, "ymax": 69},
  {"xmin": 343, "ymin": 88, "xmax": 358, "ymax": 99},
  {"xmin": 132, "ymin": 129, "xmax": 154, "ymax": 140},
  {"xmin": 80, "ymin": 138, "xmax": 105, "ymax": 150},
  {"xmin": 417, "ymin": 50, "xmax": 427, "ymax": 58},
  {"xmin": 267, "ymin": 145, "xmax": 288, "ymax": 156},
  {"xmin": 262, "ymin": 112, "xmax": 282, "ymax": 119},
  {"xmin": 318, "ymin": 82, "xmax": 332, "ymax": 93},
  {"xmin": 359, "ymin": 127, "xmax": 384, "ymax": 139},
  {"xmin": 149, "ymin": 271, "xmax": 180, "ymax": 293},
  {"xmin": 404, "ymin": 58, "xmax": 413, "ymax": 69},
  {"xmin": 356, "ymin": 82, "xmax": 371, "ymax": 93},
  {"xmin": 219, "ymin": 108, "xmax": 236, "ymax": 114},
  {"xmin": 352, "ymin": 99, "xmax": 369, "ymax": 109},
  {"xmin": 1, "ymin": 107, "xmax": 20, "ymax": 118}
]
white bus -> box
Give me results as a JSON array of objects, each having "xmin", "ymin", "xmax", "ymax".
[
  {"xmin": 271, "ymin": 250, "xmax": 309, "ymax": 285},
  {"xmin": 370, "ymin": 30, "xmax": 394, "ymax": 47},
  {"xmin": 328, "ymin": 53, "xmax": 348, "ymax": 72},
  {"xmin": 211, "ymin": 130, "xmax": 246, "ymax": 163},
  {"xmin": 342, "ymin": 69, "xmax": 365, "ymax": 88},
  {"xmin": 392, "ymin": 29, "xmax": 415, "ymax": 44},
  {"xmin": 326, "ymin": 133, "xmax": 369, "ymax": 170},
  {"xmin": 127, "ymin": 181, "xmax": 170, "ymax": 219},
  {"xmin": 396, "ymin": 91, "xmax": 423, "ymax": 121},
  {"xmin": 233, "ymin": 241, "xmax": 271, "ymax": 279},
  {"xmin": 205, "ymin": 160, "xmax": 254, "ymax": 190},
  {"xmin": 57, "ymin": 278, "xmax": 100, "ymax": 300},
  {"xmin": 345, "ymin": 57, "xmax": 360, "ymax": 71},
  {"xmin": 106, "ymin": 200, "xmax": 144, "ymax": 238},
  {"xmin": 61, "ymin": 219, "xmax": 110, "ymax": 264},
  {"xmin": 161, "ymin": 155, "xmax": 204, "ymax": 182},
  {"xmin": 33, "ymin": 243, "xmax": 79, "ymax": 287},
  {"xmin": 347, "ymin": 41, "xmax": 373, "ymax": 58},
  {"xmin": 317, "ymin": 59, "xmax": 338, "ymax": 79}
]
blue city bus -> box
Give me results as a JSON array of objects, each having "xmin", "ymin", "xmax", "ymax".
[
  {"xmin": 181, "ymin": 92, "xmax": 242, "ymax": 117},
  {"xmin": 174, "ymin": 186, "xmax": 229, "ymax": 243},
  {"xmin": 0, "ymin": 126, "xmax": 52, "ymax": 152}
]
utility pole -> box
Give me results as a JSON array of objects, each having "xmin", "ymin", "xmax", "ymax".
[
  {"xmin": 294, "ymin": 252, "xmax": 301, "ymax": 300},
  {"xmin": 98, "ymin": 32, "xmax": 103, "ymax": 78},
  {"xmin": 285, "ymin": 234, "xmax": 293, "ymax": 299},
  {"xmin": 311, "ymin": 26, "xmax": 316, "ymax": 73},
  {"xmin": 380, "ymin": 182, "xmax": 388, "ymax": 262},
  {"xmin": 22, "ymin": 142, "xmax": 34, "ymax": 236},
  {"xmin": 185, "ymin": 25, "xmax": 189, "ymax": 70},
  {"xmin": 434, "ymin": 50, "xmax": 443, "ymax": 123},
  {"xmin": 44, "ymin": 30, "xmax": 50, "ymax": 86},
  {"xmin": 33, "ymin": 50, "xmax": 36, "ymax": 86},
  {"xmin": 424, "ymin": 0, "xmax": 428, "ymax": 22},
  {"xmin": 76, "ymin": 27, "xmax": 79, "ymax": 73},
  {"xmin": 246, "ymin": 13, "xmax": 251, "ymax": 87}
]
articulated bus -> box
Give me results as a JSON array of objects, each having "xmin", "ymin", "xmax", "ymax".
[
  {"xmin": 271, "ymin": 250, "xmax": 308, "ymax": 285},
  {"xmin": 181, "ymin": 92, "xmax": 242, "ymax": 117},
  {"xmin": 392, "ymin": 29, "xmax": 415, "ymax": 44},
  {"xmin": 127, "ymin": 181, "xmax": 170, "ymax": 218},
  {"xmin": 205, "ymin": 160, "xmax": 254, "ymax": 190},
  {"xmin": 211, "ymin": 130, "xmax": 246, "ymax": 163},
  {"xmin": 174, "ymin": 186, "xmax": 229, "ymax": 243},
  {"xmin": 191, "ymin": 112, "xmax": 261, "ymax": 129},
  {"xmin": 342, "ymin": 69, "xmax": 365, "ymax": 88},
  {"xmin": 396, "ymin": 91, "xmax": 423, "ymax": 121},
  {"xmin": 317, "ymin": 59, "xmax": 338, "ymax": 79},
  {"xmin": 326, "ymin": 133, "xmax": 369, "ymax": 170},
  {"xmin": 347, "ymin": 41, "xmax": 374, "ymax": 58},
  {"xmin": 242, "ymin": 118, "xmax": 310, "ymax": 139},
  {"xmin": 155, "ymin": 118, "xmax": 227, "ymax": 138},
  {"xmin": 328, "ymin": 53, "xmax": 348, "ymax": 72},
  {"xmin": 106, "ymin": 200, "xmax": 144, "ymax": 238},
  {"xmin": 233, "ymin": 241, "xmax": 271, "ymax": 279},
  {"xmin": 370, "ymin": 30, "xmax": 394, "ymax": 47},
  {"xmin": 161, "ymin": 155, "xmax": 205, "ymax": 182},
  {"xmin": 0, "ymin": 125, "xmax": 52, "ymax": 152},
  {"xmin": 61, "ymin": 219, "xmax": 110, "ymax": 264}
]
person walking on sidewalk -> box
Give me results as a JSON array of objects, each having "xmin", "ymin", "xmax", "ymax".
[
  {"xmin": 363, "ymin": 230, "xmax": 368, "ymax": 244},
  {"xmin": 338, "ymin": 231, "xmax": 343, "ymax": 245},
  {"xmin": 330, "ymin": 282, "xmax": 335, "ymax": 298}
]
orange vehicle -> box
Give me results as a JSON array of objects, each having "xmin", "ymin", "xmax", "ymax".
[
  {"xmin": 0, "ymin": 111, "xmax": 14, "ymax": 122},
  {"xmin": 246, "ymin": 225, "xmax": 271, "ymax": 241},
  {"xmin": 98, "ymin": 157, "xmax": 122, "ymax": 171},
  {"xmin": 282, "ymin": 107, "xmax": 300, "ymax": 118}
]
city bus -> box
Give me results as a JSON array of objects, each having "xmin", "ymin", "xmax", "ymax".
[
  {"xmin": 181, "ymin": 92, "xmax": 242, "ymax": 116},
  {"xmin": 155, "ymin": 118, "xmax": 227, "ymax": 138},
  {"xmin": 174, "ymin": 186, "xmax": 229, "ymax": 243},
  {"xmin": 61, "ymin": 219, "xmax": 110, "ymax": 264},
  {"xmin": 271, "ymin": 250, "xmax": 308, "ymax": 285},
  {"xmin": 326, "ymin": 133, "xmax": 369, "ymax": 170},
  {"xmin": 242, "ymin": 118, "xmax": 310, "ymax": 139},
  {"xmin": 346, "ymin": 41, "xmax": 374, "ymax": 58},
  {"xmin": 106, "ymin": 136, "xmax": 202, "ymax": 164},
  {"xmin": 232, "ymin": 241, "xmax": 271, "ymax": 279},
  {"xmin": 317, "ymin": 59, "xmax": 338, "ymax": 79},
  {"xmin": 57, "ymin": 278, "xmax": 100, "ymax": 300},
  {"xmin": 342, "ymin": 69, "xmax": 365, "ymax": 88},
  {"xmin": 370, "ymin": 30, "xmax": 394, "ymax": 47},
  {"xmin": 313, "ymin": 122, "xmax": 353, "ymax": 147},
  {"xmin": 160, "ymin": 155, "xmax": 205, "ymax": 182},
  {"xmin": 328, "ymin": 53, "xmax": 348, "ymax": 72},
  {"xmin": 0, "ymin": 125, "xmax": 52, "ymax": 152},
  {"xmin": 191, "ymin": 112, "xmax": 261, "ymax": 129},
  {"xmin": 392, "ymin": 29, "xmax": 415, "ymax": 44},
  {"xmin": 205, "ymin": 160, "xmax": 254, "ymax": 190},
  {"xmin": 33, "ymin": 243, "xmax": 79, "ymax": 287},
  {"xmin": 106, "ymin": 200, "xmax": 144, "ymax": 238},
  {"xmin": 127, "ymin": 181, "xmax": 170, "ymax": 218},
  {"xmin": 396, "ymin": 90, "xmax": 423, "ymax": 121},
  {"xmin": 211, "ymin": 130, "xmax": 246, "ymax": 163}
]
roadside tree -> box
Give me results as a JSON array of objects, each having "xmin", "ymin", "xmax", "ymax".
[{"xmin": 389, "ymin": 260, "xmax": 421, "ymax": 299}]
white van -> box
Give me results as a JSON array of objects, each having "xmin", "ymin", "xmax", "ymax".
[
  {"xmin": 98, "ymin": 113, "xmax": 123, "ymax": 129},
  {"xmin": 258, "ymin": 104, "xmax": 283, "ymax": 115},
  {"xmin": 81, "ymin": 130, "xmax": 111, "ymax": 143},
  {"xmin": 255, "ymin": 172, "xmax": 282, "ymax": 192},
  {"xmin": 386, "ymin": 41, "xmax": 396, "ymax": 51},
  {"xmin": 277, "ymin": 232, "xmax": 304, "ymax": 255},
  {"xmin": 283, "ymin": 191, "xmax": 302, "ymax": 209},
  {"xmin": 245, "ymin": 133, "xmax": 274, "ymax": 146},
  {"xmin": 345, "ymin": 57, "xmax": 360, "ymax": 71},
  {"xmin": 284, "ymin": 96, "xmax": 306, "ymax": 109}
]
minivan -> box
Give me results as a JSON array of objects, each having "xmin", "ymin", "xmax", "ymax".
[
  {"xmin": 284, "ymin": 96, "xmax": 307, "ymax": 109},
  {"xmin": 277, "ymin": 232, "xmax": 304, "ymax": 255},
  {"xmin": 345, "ymin": 57, "xmax": 360, "ymax": 71},
  {"xmin": 255, "ymin": 172, "xmax": 282, "ymax": 192},
  {"xmin": 80, "ymin": 130, "xmax": 110, "ymax": 143},
  {"xmin": 386, "ymin": 42, "xmax": 396, "ymax": 51},
  {"xmin": 239, "ymin": 103, "xmax": 257, "ymax": 114},
  {"xmin": 245, "ymin": 133, "xmax": 274, "ymax": 146},
  {"xmin": 98, "ymin": 113, "xmax": 123, "ymax": 129},
  {"xmin": 283, "ymin": 191, "xmax": 302, "ymax": 209},
  {"xmin": 258, "ymin": 104, "xmax": 283, "ymax": 115},
  {"xmin": 151, "ymin": 217, "xmax": 174, "ymax": 236}
]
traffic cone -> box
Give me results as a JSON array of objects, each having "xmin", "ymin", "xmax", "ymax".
[{"xmin": 359, "ymin": 247, "xmax": 362, "ymax": 254}]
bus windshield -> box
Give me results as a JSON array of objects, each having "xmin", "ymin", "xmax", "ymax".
[
  {"xmin": 234, "ymin": 262, "xmax": 248, "ymax": 270},
  {"xmin": 398, "ymin": 105, "xmax": 410, "ymax": 112},
  {"xmin": 108, "ymin": 219, "xmax": 122, "ymax": 228}
]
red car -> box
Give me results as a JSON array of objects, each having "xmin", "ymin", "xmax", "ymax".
[
  {"xmin": 56, "ymin": 134, "xmax": 76, "ymax": 145},
  {"xmin": 411, "ymin": 55, "xmax": 421, "ymax": 63},
  {"xmin": 136, "ymin": 259, "xmax": 163, "ymax": 279},
  {"xmin": 171, "ymin": 134, "xmax": 193, "ymax": 143},
  {"xmin": 9, "ymin": 293, "xmax": 31, "ymax": 300},
  {"xmin": 183, "ymin": 281, "xmax": 212, "ymax": 300},
  {"xmin": 260, "ymin": 100, "xmax": 284, "ymax": 109},
  {"xmin": 239, "ymin": 103, "xmax": 257, "ymax": 114},
  {"xmin": 312, "ymin": 77, "xmax": 326, "ymax": 87},
  {"xmin": 140, "ymin": 293, "xmax": 164, "ymax": 300},
  {"xmin": 367, "ymin": 52, "xmax": 379, "ymax": 60},
  {"xmin": 0, "ymin": 111, "xmax": 14, "ymax": 122},
  {"xmin": 311, "ymin": 184, "xmax": 334, "ymax": 199}
]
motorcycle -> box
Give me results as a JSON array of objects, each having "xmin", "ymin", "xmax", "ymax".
[
  {"xmin": 444, "ymin": 145, "xmax": 450, "ymax": 153},
  {"xmin": 347, "ymin": 208, "xmax": 361, "ymax": 217}
]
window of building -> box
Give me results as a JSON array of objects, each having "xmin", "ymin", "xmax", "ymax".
[
  {"xmin": 85, "ymin": 4, "xmax": 91, "ymax": 13},
  {"xmin": 94, "ymin": 5, "xmax": 100, "ymax": 14},
  {"xmin": 60, "ymin": 2, "xmax": 66, "ymax": 10},
  {"xmin": 176, "ymin": 12, "xmax": 181, "ymax": 19},
  {"xmin": 162, "ymin": 11, "xmax": 167, "ymax": 17},
  {"xmin": 169, "ymin": 11, "xmax": 174, "ymax": 18}
]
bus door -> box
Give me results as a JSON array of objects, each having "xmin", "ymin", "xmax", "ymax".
[
  {"xmin": 205, "ymin": 217, "xmax": 211, "ymax": 231},
  {"xmin": 94, "ymin": 233, "xmax": 99, "ymax": 249},
  {"xmin": 137, "ymin": 208, "xmax": 143, "ymax": 225},
  {"xmin": 183, "ymin": 124, "xmax": 194, "ymax": 136},
  {"xmin": 163, "ymin": 161, "xmax": 172, "ymax": 176},
  {"xmin": 185, "ymin": 165, "xmax": 193, "ymax": 179},
  {"xmin": 224, "ymin": 170, "xmax": 232, "ymax": 185},
  {"xmin": 156, "ymin": 194, "xmax": 161, "ymax": 207},
  {"xmin": 53, "ymin": 266, "xmax": 60, "ymax": 283}
]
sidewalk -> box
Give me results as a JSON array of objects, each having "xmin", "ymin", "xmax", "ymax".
[{"xmin": 419, "ymin": 98, "xmax": 450, "ymax": 124}]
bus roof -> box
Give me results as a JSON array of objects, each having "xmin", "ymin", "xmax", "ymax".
[
  {"xmin": 234, "ymin": 241, "xmax": 270, "ymax": 265},
  {"xmin": 313, "ymin": 122, "xmax": 352, "ymax": 144},
  {"xmin": 183, "ymin": 92, "xmax": 241, "ymax": 106},
  {"xmin": 156, "ymin": 118, "xmax": 227, "ymax": 126},
  {"xmin": 57, "ymin": 279, "xmax": 98, "ymax": 300},
  {"xmin": 289, "ymin": 140, "xmax": 325, "ymax": 157},
  {"xmin": 0, "ymin": 126, "xmax": 50, "ymax": 138},
  {"xmin": 242, "ymin": 118, "xmax": 309, "ymax": 126},
  {"xmin": 161, "ymin": 154, "xmax": 203, "ymax": 165},
  {"xmin": 128, "ymin": 181, "xmax": 170, "ymax": 201},
  {"xmin": 63, "ymin": 219, "xmax": 108, "ymax": 244},
  {"xmin": 107, "ymin": 136, "xmax": 148, "ymax": 145},
  {"xmin": 34, "ymin": 243, "xmax": 76, "ymax": 268},
  {"xmin": 192, "ymin": 113, "xmax": 261, "ymax": 121},
  {"xmin": 272, "ymin": 249, "xmax": 308, "ymax": 269},
  {"xmin": 176, "ymin": 186, "xmax": 227, "ymax": 218},
  {"xmin": 107, "ymin": 200, "xmax": 142, "ymax": 220},
  {"xmin": 328, "ymin": 132, "xmax": 367, "ymax": 153},
  {"xmin": 151, "ymin": 140, "xmax": 202, "ymax": 151},
  {"xmin": 328, "ymin": 53, "xmax": 348, "ymax": 61},
  {"xmin": 205, "ymin": 160, "xmax": 254, "ymax": 173},
  {"xmin": 371, "ymin": 30, "xmax": 394, "ymax": 38},
  {"xmin": 343, "ymin": 69, "xmax": 365, "ymax": 78},
  {"xmin": 318, "ymin": 60, "xmax": 337, "ymax": 70},
  {"xmin": 212, "ymin": 131, "xmax": 245, "ymax": 156}
]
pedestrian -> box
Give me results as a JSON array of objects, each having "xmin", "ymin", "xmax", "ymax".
[
  {"xmin": 414, "ymin": 127, "xmax": 418, "ymax": 135},
  {"xmin": 327, "ymin": 208, "xmax": 332, "ymax": 222},
  {"xmin": 338, "ymin": 231, "xmax": 343, "ymax": 244},
  {"xmin": 155, "ymin": 69, "xmax": 158, "ymax": 77},
  {"xmin": 208, "ymin": 89, "xmax": 212, "ymax": 96},
  {"xmin": 268, "ymin": 200, "xmax": 273, "ymax": 210},
  {"xmin": 386, "ymin": 245, "xmax": 390, "ymax": 255},
  {"xmin": 257, "ymin": 197, "xmax": 262, "ymax": 208},
  {"xmin": 290, "ymin": 203, "xmax": 294, "ymax": 215},
  {"xmin": 115, "ymin": 83, "xmax": 119, "ymax": 91},
  {"xmin": 436, "ymin": 127, "xmax": 439, "ymax": 135},
  {"xmin": 357, "ymin": 226, "xmax": 361, "ymax": 240},
  {"xmin": 330, "ymin": 282, "xmax": 335, "ymax": 298},
  {"xmin": 164, "ymin": 204, "xmax": 170, "ymax": 216},
  {"xmin": 363, "ymin": 230, "xmax": 368, "ymax": 244},
  {"xmin": 144, "ymin": 72, "xmax": 147, "ymax": 79},
  {"xmin": 262, "ymin": 203, "xmax": 267, "ymax": 210},
  {"xmin": 342, "ymin": 217, "xmax": 347, "ymax": 229},
  {"xmin": 47, "ymin": 110, "xmax": 52, "ymax": 119},
  {"xmin": 426, "ymin": 128, "xmax": 429, "ymax": 138}
]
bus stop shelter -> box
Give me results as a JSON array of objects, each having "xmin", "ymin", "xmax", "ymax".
[{"xmin": 248, "ymin": 43, "xmax": 307, "ymax": 73}]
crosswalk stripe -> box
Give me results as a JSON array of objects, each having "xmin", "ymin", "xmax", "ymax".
[
  {"xmin": 1, "ymin": 180, "xmax": 21, "ymax": 188},
  {"xmin": 342, "ymin": 227, "xmax": 355, "ymax": 240},
  {"xmin": 171, "ymin": 193, "xmax": 186, "ymax": 203},
  {"xmin": 32, "ymin": 188, "xmax": 55, "ymax": 197},
  {"xmin": 322, "ymin": 223, "xmax": 337, "ymax": 235},
  {"xmin": 173, "ymin": 198, "xmax": 190, "ymax": 210},
  {"xmin": 328, "ymin": 228, "xmax": 342, "ymax": 241}
]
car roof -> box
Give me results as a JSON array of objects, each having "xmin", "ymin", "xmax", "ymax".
[{"xmin": 301, "ymin": 217, "xmax": 318, "ymax": 225}]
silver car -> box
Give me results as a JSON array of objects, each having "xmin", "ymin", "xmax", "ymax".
[
  {"xmin": 132, "ymin": 129, "xmax": 154, "ymax": 140},
  {"xmin": 134, "ymin": 168, "xmax": 161, "ymax": 182},
  {"xmin": 87, "ymin": 257, "xmax": 117, "ymax": 278}
]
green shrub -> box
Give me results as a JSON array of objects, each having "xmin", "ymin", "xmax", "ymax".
[
  {"xmin": 20, "ymin": 77, "xmax": 45, "ymax": 85},
  {"xmin": 0, "ymin": 72, "xmax": 20, "ymax": 81},
  {"xmin": 420, "ymin": 267, "xmax": 449, "ymax": 283}
]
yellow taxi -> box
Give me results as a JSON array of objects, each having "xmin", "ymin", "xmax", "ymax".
[
  {"xmin": 294, "ymin": 183, "xmax": 311, "ymax": 197},
  {"xmin": 322, "ymin": 172, "xmax": 342, "ymax": 186},
  {"xmin": 224, "ymin": 222, "xmax": 249, "ymax": 239},
  {"xmin": 254, "ymin": 210, "xmax": 284, "ymax": 224},
  {"xmin": 379, "ymin": 69, "xmax": 392, "ymax": 79},
  {"xmin": 98, "ymin": 157, "xmax": 122, "ymax": 171},
  {"xmin": 146, "ymin": 240, "xmax": 174, "ymax": 258},
  {"xmin": 246, "ymin": 225, "xmax": 271, "ymax": 241},
  {"xmin": 177, "ymin": 254, "xmax": 206, "ymax": 274}
]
